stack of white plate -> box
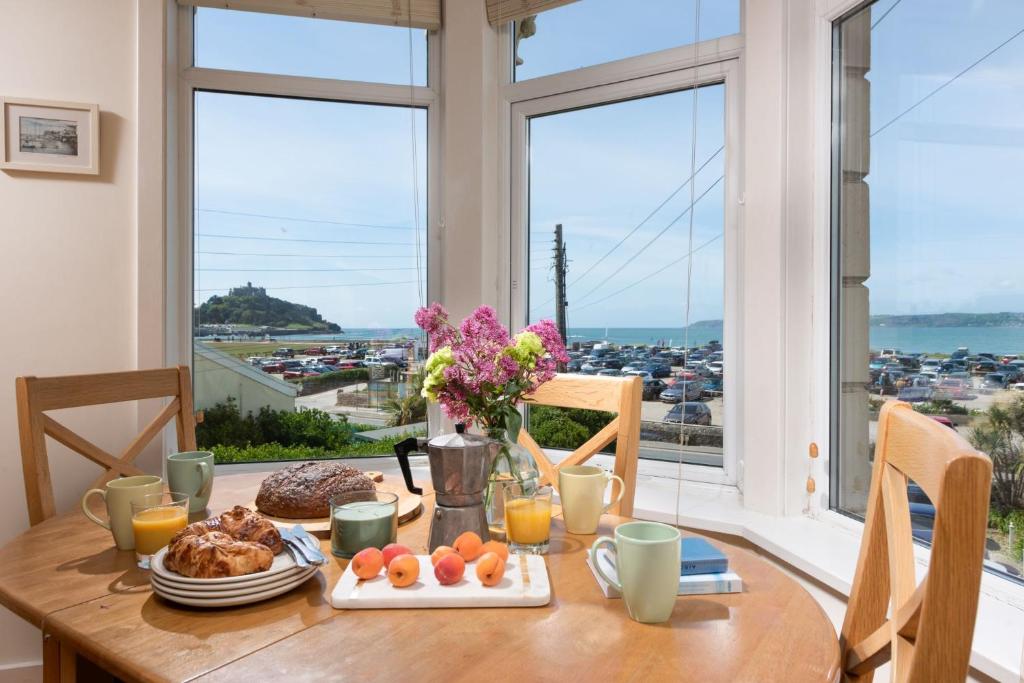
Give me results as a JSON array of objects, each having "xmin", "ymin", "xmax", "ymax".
[{"xmin": 149, "ymin": 546, "xmax": 319, "ymax": 607}]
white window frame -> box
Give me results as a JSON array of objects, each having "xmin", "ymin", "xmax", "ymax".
[
  {"xmin": 170, "ymin": 4, "xmax": 441, "ymax": 369},
  {"xmin": 502, "ymin": 34, "xmax": 743, "ymax": 486}
]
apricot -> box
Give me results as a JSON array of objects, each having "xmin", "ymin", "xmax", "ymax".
[
  {"xmin": 387, "ymin": 554, "xmax": 420, "ymax": 588},
  {"xmin": 430, "ymin": 545, "xmax": 456, "ymax": 566},
  {"xmin": 382, "ymin": 543, "xmax": 412, "ymax": 569},
  {"xmin": 350, "ymin": 547, "xmax": 384, "ymax": 580},
  {"xmin": 453, "ymin": 531, "xmax": 483, "ymax": 562},
  {"xmin": 480, "ymin": 540, "xmax": 509, "ymax": 562},
  {"xmin": 476, "ymin": 552, "xmax": 506, "ymax": 587},
  {"xmin": 433, "ymin": 553, "xmax": 466, "ymax": 585}
]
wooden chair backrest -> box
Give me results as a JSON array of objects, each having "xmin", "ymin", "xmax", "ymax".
[
  {"xmin": 518, "ymin": 374, "xmax": 642, "ymax": 517},
  {"xmin": 839, "ymin": 401, "xmax": 992, "ymax": 682},
  {"xmin": 15, "ymin": 366, "xmax": 197, "ymax": 526}
]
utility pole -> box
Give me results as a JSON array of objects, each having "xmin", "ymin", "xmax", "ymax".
[{"xmin": 554, "ymin": 224, "xmax": 568, "ymax": 361}]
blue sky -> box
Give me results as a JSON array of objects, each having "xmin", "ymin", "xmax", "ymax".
[{"xmin": 192, "ymin": 1, "xmax": 1024, "ymax": 330}]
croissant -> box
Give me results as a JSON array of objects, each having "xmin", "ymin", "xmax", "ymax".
[
  {"xmin": 164, "ymin": 531, "xmax": 273, "ymax": 579},
  {"xmin": 218, "ymin": 506, "xmax": 285, "ymax": 555}
]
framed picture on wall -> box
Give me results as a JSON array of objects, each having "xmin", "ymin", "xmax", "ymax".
[{"xmin": 0, "ymin": 97, "xmax": 99, "ymax": 175}]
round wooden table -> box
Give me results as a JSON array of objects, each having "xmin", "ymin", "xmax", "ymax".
[{"xmin": 0, "ymin": 472, "xmax": 840, "ymax": 682}]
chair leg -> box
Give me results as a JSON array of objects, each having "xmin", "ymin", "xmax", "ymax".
[{"xmin": 43, "ymin": 632, "xmax": 77, "ymax": 683}]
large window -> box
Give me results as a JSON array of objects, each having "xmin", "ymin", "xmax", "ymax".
[
  {"xmin": 186, "ymin": 9, "xmax": 431, "ymax": 465},
  {"xmin": 832, "ymin": 0, "xmax": 1024, "ymax": 579},
  {"xmin": 513, "ymin": 0, "xmax": 739, "ymax": 81},
  {"xmin": 524, "ymin": 85, "xmax": 726, "ymax": 468}
]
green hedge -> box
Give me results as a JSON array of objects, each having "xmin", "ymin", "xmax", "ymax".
[
  {"xmin": 197, "ymin": 399, "xmax": 354, "ymax": 451},
  {"xmin": 210, "ymin": 435, "xmax": 413, "ymax": 464},
  {"xmin": 529, "ymin": 406, "xmax": 616, "ymax": 451}
]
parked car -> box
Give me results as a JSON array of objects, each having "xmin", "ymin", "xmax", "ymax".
[
  {"xmin": 644, "ymin": 364, "xmax": 672, "ymax": 379},
  {"xmin": 972, "ymin": 359, "xmax": 999, "ymax": 375},
  {"xmin": 281, "ymin": 359, "xmax": 303, "ymax": 370},
  {"xmin": 662, "ymin": 402, "xmax": 712, "ymax": 425},
  {"xmin": 272, "ymin": 347, "xmax": 295, "ymax": 358},
  {"xmin": 303, "ymin": 347, "xmax": 326, "ymax": 356},
  {"xmin": 929, "ymin": 416, "xmax": 957, "ymax": 431},
  {"xmin": 706, "ymin": 361, "xmax": 724, "ymax": 376},
  {"xmin": 596, "ymin": 368, "xmax": 622, "ymax": 377},
  {"xmin": 325, "ymin": 345, "xmax": 343, "ymax": 354},
  {"xmin": 983, "ymin": 372, "xmax": 1008, "ymax": 390},
  {"xmin": 282, "ymin": 370, "xmax": 303, "ymax": 380},
  {"xmin": 659, "ymin": 381, "xmax": 704, "ymax": 403},
  {"xmin": 642, "ymin": 379, "xmax": 668, "ymax": 401},
  {"xmin": 623, "ymin": 370, "xmax": 653, "ymax": 381},
  {"xmin": 261, "ymin": 362, "xmax": 285, "ymax": 373},
  {"xmin": 897, "ymin": 386, "xmax": 933, "ymax": 402}
]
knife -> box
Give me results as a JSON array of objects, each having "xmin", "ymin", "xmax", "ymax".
[
  {"xmin": 278, "ymin": 528, "xmax": 313, "ymax": 567},
  {"xmin": 290, "ymin": 525, "xmax": 328, "ymax": 564}
]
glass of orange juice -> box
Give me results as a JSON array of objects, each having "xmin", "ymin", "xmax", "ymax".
[
  {"xmin": 503, "ymin": 483, "xmax": 552, "ymax": 554},
  {"xmin": 130, "ymin": 492, "xmax": 189, "ymax": 569}
]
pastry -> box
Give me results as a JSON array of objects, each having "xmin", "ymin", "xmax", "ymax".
[
  {"xmin": 218, "ymin": 505, "xmax": 284, "ymax": 554},
  {"xmin": 255, "ymin": 461, "xmax": 375, "ymax": 518},
  {"xmin": 163, "ymin": 531, "xmax": 273, "ymax": 579}
]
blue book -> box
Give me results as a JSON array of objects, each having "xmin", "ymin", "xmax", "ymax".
[{"xmin": 681, "ymin": 538, "xmax": 728, "ymax": 576}]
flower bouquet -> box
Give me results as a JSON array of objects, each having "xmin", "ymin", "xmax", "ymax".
[{"xmin": 415, "ymin": 303, "xmax": 569, "ymax": 528}]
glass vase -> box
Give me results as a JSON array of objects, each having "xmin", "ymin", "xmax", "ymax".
[{"xmin": 484, "ymin": 430, "xmax": 540, "ymax": 539}]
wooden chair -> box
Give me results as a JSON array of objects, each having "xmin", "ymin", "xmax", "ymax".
[
  {"xmin": 839, "ymin": 400, "xmax": 992, "ymax": 682},
  {"xmin": 518, "ymin": 374, "xmax": 642, "ymax": 517},
  {"xmin": 16, "ymin": 366, "xmax": 197, "ymax": 526}
]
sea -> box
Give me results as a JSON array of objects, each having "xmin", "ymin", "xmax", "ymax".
[{"xmin": 248, "ymin": 323, "xmax": 1024, "ymax": 355}]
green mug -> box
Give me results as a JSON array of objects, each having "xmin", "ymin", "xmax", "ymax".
[
  {"xmin": 166, "ymin": 451, "xmax": 214, "ymax": 513},
  {"xmin": 81, "ymin": 475, "xmax": 164, "ymax": 550},
  {"xmin": 590, "ymin": 521, "xmax": 681, "ymax": 624}
]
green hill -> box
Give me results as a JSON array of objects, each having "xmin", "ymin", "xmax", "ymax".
[
  {"xmin": 870, "ymin": 312, "xmax": 1024, "ymax": 328},
  {"xmin": 194, "ymin": 283, "xmax": 340, "ymax": 332}
]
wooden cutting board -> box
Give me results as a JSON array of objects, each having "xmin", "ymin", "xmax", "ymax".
[
  {"xmin": 331, "ymin": 554, "xmax": 550, "ymax": 609},
  {"xmin": 245, "ymin": 472, "xmax": 423, "ymax": 534}
]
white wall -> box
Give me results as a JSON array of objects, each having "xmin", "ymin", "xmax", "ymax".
[{"xmin": 0, "ymin": 0, "xmax": 149, "ymax": 670}]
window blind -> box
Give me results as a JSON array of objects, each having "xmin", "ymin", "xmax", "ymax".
[
  {"xmin": 178, "ymin": 0, "xmax": 441, "ymax": 31},
  {"xmin": 485, "ymin": 0, "xmax": 579, "ymax": 26}
]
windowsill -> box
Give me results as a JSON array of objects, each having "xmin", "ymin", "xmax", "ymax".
[{"xmin": 218, "ymin": 456, "xmax": 1023, "ymax": 681}]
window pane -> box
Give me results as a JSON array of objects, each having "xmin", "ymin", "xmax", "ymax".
[
  {"xmin": 194, "ymin": 8, "xmax": 427, "ymax": 86},
  {"xmin": 514, "ymin": 0, "xmax": 739, "ymax": 81},
  {"xmin": 527, "ymin": 84, "xmax": 726, "ymax": 466},
  {"xmin": 193, "ymin": 92, "xmax": 427, "ymax": 464},
  {"xmin": 833, "ymin": 1, "xmax": 1024, "ymax": 579}
]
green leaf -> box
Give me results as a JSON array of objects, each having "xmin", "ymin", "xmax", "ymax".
[{"xmin": 505, "ymin": 406, "xmax": 522, "ymax": 443}]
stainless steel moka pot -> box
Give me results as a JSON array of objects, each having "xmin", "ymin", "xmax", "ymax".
[{"xmin": 393, "ymin": 424, "xmax": 497, "ymax": 551}]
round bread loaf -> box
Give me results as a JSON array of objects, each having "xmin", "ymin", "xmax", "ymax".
[{"xmin": 255, "ymin": 461, "xmax": 375, "ymax": 519}]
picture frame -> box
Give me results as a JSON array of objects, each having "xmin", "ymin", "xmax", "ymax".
[{"xmin": 0, "ymin": 97, "xmax": 99, "ymax": 175}]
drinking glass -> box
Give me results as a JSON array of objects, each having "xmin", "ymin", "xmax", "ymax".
[
  {"xmin": 130, "ymin": 492, "xmax": 189, "ymax": 569},
  {"xmin": 330, "ymin": 491, "xmax": 399, "ymax": 559},
  {"xmin": 503, "ymin": 483, "xmax": 552, "ymax": 554}
]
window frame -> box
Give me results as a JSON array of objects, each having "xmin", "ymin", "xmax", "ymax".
[
  {"xmin": 171, "ymin": 5, "xmax": 441, "ymax": 376},
  {"xmin": 503, "ymin": 34, "xmax": 743, "ymax": 486}
]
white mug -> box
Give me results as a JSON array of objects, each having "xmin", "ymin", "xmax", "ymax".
[{"xmin": 558, "ymin": 465, "xmax": 625, "ymax": 535}]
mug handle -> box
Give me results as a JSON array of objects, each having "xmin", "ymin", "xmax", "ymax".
[
  {"xmin": 590, "ymin": 537, "xmax": 622, "ymax": 592},
  {"xmin": 196, "ymin": 461, "xmax": 213, "ymax": 500},
  {"xmin": 81, "ymin": 489, "xmax": 110, "ymax": 529},
  {"xmin": 603, "ymin": 474, "xmax": 627, "ymax": 513}
]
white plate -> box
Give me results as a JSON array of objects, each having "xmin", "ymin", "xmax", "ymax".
[
  {"xmin": 152, "ymin": 569, "xmax": 319, "ymax": 607},
  {"xmin": 151, "ymin": 546, "xmax": 298, "ymax": 586},
  {"xmin": 151, "ymin": 567, "xmax": 317, "ymax": 599},
  {"xmin": 331, "ymin": 554, "xmax": 550, "ymax": 609}
]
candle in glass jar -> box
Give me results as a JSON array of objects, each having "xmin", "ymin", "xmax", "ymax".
[{"xmin": 330, "ymin": 499, "xmax": 398, "ymax": 559}]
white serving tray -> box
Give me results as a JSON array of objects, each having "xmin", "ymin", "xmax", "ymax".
[{"xmin": 331, "ymin": 554, "xmax": 550, "ymax": 609}]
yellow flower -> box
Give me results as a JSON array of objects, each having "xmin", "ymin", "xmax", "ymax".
[{"xmin": 422, "ymin": 346, "xmax": 454, "ymax": 400}]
